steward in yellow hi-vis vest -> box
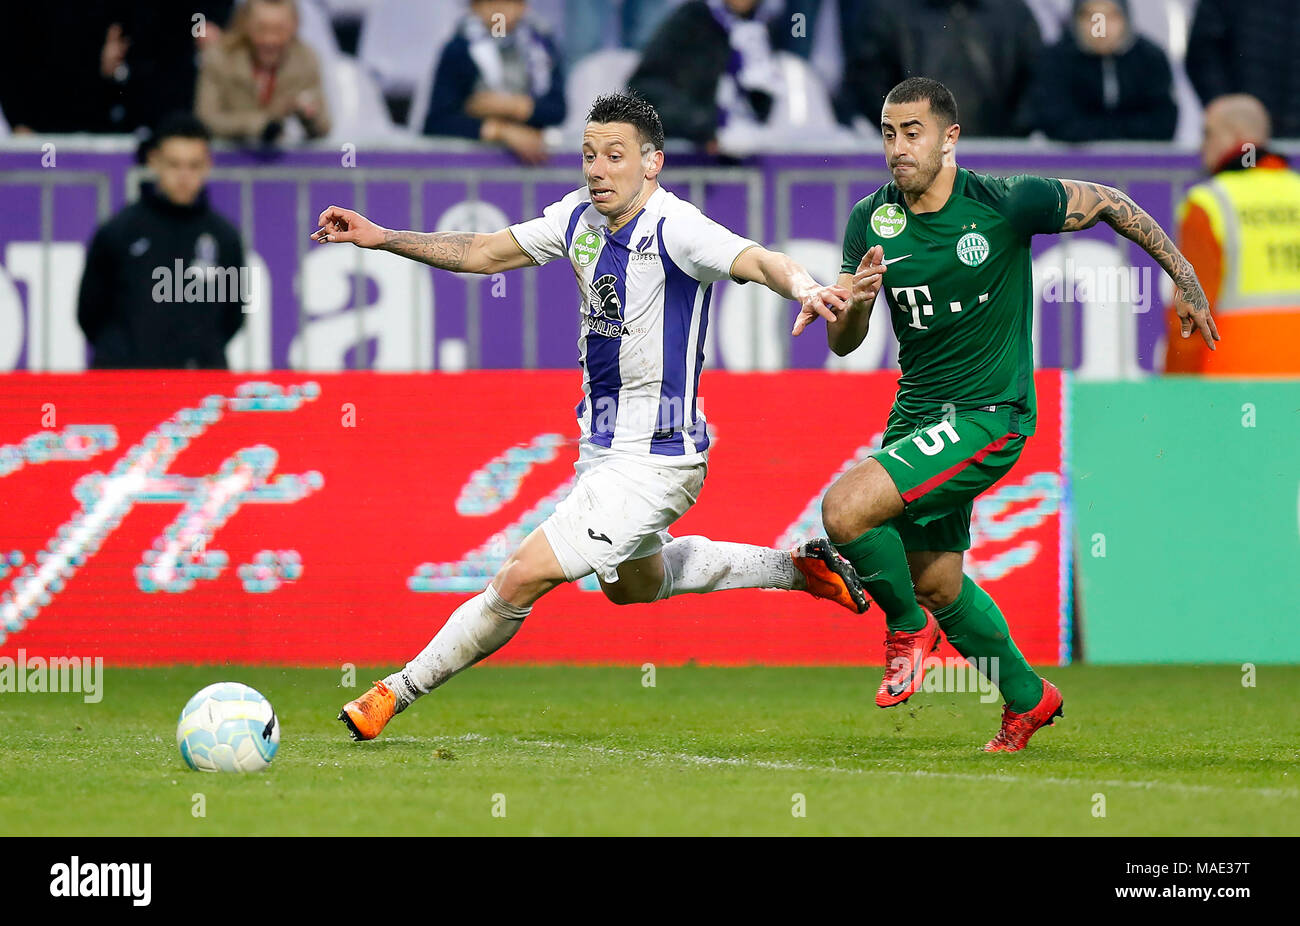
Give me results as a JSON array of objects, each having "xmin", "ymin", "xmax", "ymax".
[{"xmin": 1167, "ymin": 95, "xmax": 1300, "ymax": 374}]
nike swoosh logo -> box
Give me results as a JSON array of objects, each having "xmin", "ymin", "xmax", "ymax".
[
  {"xmin": 882, "ymin": 254, "xmax": 912, "ymax": 266},
  {"xmin": 887, "ymin": 447, "xmax": 914, "ymax": 469},
  {"xmin": 887, "ymin": 653, "xmax": 924, "ymax": 696},
  {"xmin": 587, "ymin": 528, "xmax": 612, "ymax": 545}
]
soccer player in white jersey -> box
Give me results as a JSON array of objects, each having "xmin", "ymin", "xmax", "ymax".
[{"xmin": 313, "ymin": 92, "xmax": 865, "ymax": 741}]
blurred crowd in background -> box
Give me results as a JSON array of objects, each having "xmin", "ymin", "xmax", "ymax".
[
  {"xmin": 5, "ymin": 0, "xmax": 1299, "ymax": 376},
  {"xmin": 2, "ymin": 0, "xmax": 1298, "ymax": 160}
]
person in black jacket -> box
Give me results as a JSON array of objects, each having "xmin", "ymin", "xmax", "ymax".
[
  {"xmin": 835, "ymin": 0, "xmax": 1042, "ymax": 138},
  {"xmin": 77, "ymin": 114, "xmax": 246, "ymax": 369},
  {"xmin": 0, "ymin": 1, "xmax": 236, "ymax": 135},
  {"xmin": 2, "ymin": 2, "xmax": 121, "ymax": 134},
  {"xmin": 421, "ymin": 0, "xmax": 566, "ymax": 164},
  {"xmin": 628, "ymin": 0, "xmax": 785, "ymax": 151},
  {"xmin": 1028, "ymin": 0, "xmax": 1176, "ymax": 142},
  {"xmin": 1186, "ymin": 0, "xmax": 1300, "ymax": 140}
]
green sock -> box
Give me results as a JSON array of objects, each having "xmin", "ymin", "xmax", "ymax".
[
  {"xmin": 834, "ymin": 526, "xmax": 927, "ymax": 633},
  {"xmin": 933, "ymin": 575, "xmax": 1041, "ymax": 713}
]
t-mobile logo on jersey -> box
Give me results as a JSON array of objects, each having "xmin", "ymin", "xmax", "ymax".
[{"xmin": 891, "ymin": 285, "xmax": 989, "ymax": 330}]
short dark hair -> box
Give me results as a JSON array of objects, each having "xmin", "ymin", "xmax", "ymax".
[
  {"xmin": 136, "ymin": 112, "xmax": 211, "ymax": 164},
  {"xmin": 152, "ymin": 112, "xmax": 212, "ymax": 147},
  {"xmin": 586, "ymin": 91, "xmax": 665, "ymax": 152},
  {"xmin": 884, "ymin": 78, "xmax": 958, "ymax": 128}
]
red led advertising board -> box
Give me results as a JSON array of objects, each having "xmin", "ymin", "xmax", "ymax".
[{"xmin": 0, "ymin": 372, "xmax": 1065, "ymax": 666}]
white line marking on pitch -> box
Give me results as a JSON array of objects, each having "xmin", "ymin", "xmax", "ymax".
[{"xmin": 428, "ymin": 735, "xmax": 1298, "ymax": 800}]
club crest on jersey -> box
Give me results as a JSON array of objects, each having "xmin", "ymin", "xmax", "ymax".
[
  {"xmin": 572, "ymin": 229, "xmax": 603, "ymax": 267},
  {"xmin": 955, "ymin": 232, "xmax": 990, "ymax": 267},
  {"xmin": 194, "ymin": 232, "xmax": 218, "ymax": 267},
  {"xmin": 870, "ymin": 203, "xmax": 907, "ymax": 238},
  {"xmin": 585, "ymin": 273, "xmax": 623, "ymax": 337}
]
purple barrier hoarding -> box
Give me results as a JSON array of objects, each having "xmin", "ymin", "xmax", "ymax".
[{"xmin": 0, "ymin": 145, "xmax": 1204, "ymax": 373}]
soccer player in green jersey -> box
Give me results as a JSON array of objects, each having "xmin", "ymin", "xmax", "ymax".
[{"xmin": 793, "ymin": 77, "xmax": 1220, "ymax": 752}]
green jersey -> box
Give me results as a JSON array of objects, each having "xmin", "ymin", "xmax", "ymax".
[{"xmin": 840, "ymin": 168, "xmax": 1067, "ymax": 436}]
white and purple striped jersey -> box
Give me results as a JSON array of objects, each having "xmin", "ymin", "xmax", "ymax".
[{"xmin": 509, "ymin": 186, "xmax": 757, "ymax": 461}]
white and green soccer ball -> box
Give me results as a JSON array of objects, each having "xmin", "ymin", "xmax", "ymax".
[{"xmin": 176, "ymin": 682, "xmax": 280, "ymax": 773}]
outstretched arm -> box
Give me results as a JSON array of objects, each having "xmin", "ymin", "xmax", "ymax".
[
  {"xmin": 824, "ymin": 272, "xmax": 867, "ymax": 354},
  {"xmin": 731, "ymin": 246, "xmax": 850, "ymax": 330},
  {"xmin": 1058, "ymin": 179, "xmax": 1220, "ymax": 349},
  {"xmin": 311, "ymin": 206, "xmax": 535, "ymax": 274},
  {"xmin": 822, "ymin": 244, "xmax": 887, "ymax": 353}
]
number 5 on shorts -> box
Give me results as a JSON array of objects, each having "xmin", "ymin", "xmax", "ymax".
[{"xmin": 912, "ymin": 419, "xmax": 961, "ymax": 456}]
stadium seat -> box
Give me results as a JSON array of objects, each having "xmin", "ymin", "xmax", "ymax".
[
  {"xmin": 319, "ymin": 0, "xmax": 379, "ymax": 14},
  {"xmin": 359, "ymin": 0, "xmax": 461, "ymax": 100},
  {"xmin": 558, "ymin": 48, "xmax": 642, "ymax": 146},
  {"xmin": 295, "ymin": 0, "xmax": 344, "ymax": 63},
  {"xmin": 717, "ymin": 52, "xmax": 862, "ymax": 156},
  {"xmin": 320, "ymin": 54, "xmax": 403, "ymax": 142},
  {"xmin": 1152, "ymin": 0, "xmax": 1205, "ymax": 146},
  {"xmin": 404, "ymin": 58, "xmax": 435, "ymax": 134},
  {"xmin": 773, "ymin": 52, "xmax": 842, "ymax": 132}
]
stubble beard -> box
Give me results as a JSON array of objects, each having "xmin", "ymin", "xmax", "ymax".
[{"xmin": 895, "ymin": 147, "xmax": 944, "ymax": 197}]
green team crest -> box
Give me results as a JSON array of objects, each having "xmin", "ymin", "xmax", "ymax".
[
  {"xmin": 870, "ymin": 203, "xmax": 908, "ymax": 238},
  {"xmin": 955, "ymin": 232, "xmax": 990, "ymax": 267},
  {"xmin": 572, "ymin": 229, "xmax": 603, "ymax": 267}
]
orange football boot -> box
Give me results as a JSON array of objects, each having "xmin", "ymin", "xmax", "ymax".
[
  {"xmin": 793, "ymin": 539, "xmax": 870, "ymax": 614},
  {"xmin": 339, "ymin": 679, "xmax": 398, "ymax": 741},
  {"xmin": 876, "ymin": 609, "xmax": 941, "ymax": 708},
  {"xmin": 982, "ymin": 678, "xmax": 1064, "ymax": 752}
]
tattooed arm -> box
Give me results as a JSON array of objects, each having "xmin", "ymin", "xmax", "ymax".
[
  {"xmin": 310, "ymin": 205, "xmax": 535, "ymax": 273},
  {"xmin": 1057, "ymin": 179, "xmax": 1220, "ymax": 349},
  {"xmin": 375, "ymin": 228, "xmax": 535, "ymax": 273}
]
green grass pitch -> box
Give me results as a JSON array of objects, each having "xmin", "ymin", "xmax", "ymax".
[{"xmin": 3, "ymin": 665, "xmax": 1297, "ymax": 836}]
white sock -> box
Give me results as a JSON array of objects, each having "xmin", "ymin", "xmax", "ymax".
[
  {"xmin": 656, "ymin": 535, "xmax": 799, "ymax": 600},
  {"xmin": 385, "ymin": 585, "xmax": 529, "ymax": 711}
]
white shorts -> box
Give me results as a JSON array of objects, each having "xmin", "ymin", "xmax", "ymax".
[{"xmin": 540, "ymin": 442, "xmax": 707, "ymax": 583}]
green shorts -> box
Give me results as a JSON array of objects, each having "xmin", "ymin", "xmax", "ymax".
[{"xmin": 873, "ymin": 406, "xmax": 1026, "ymax": 553}]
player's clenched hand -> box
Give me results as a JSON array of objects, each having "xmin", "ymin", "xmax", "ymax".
[
  {"xmin": 311, "ymin": 206, "xmax": 387, "ymax": 249},
  {"xmin": 1172, "ymin": 277, "xmax": 1220, "ymax": 349},
  {"xmin": 853, "ymin": 244, "xmax": 887, "ymax": 307},
  {"xmin": 791, "ymin": 284, "xmax": 851, "ymax": 336}
]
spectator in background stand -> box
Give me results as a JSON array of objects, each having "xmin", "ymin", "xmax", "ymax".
[
  {"xmin": 768, "ymin": 0, "xmax": 857, "ymax": 62},
  {"xmin": 1186, "ymin": 0, "xmax": 1300, "ymax": 141},
  {"xmin": 835, "ymin": 0, "xmax": 1041, "ymax": 137},
  {"xmin": 562, "ymin": 0, "xmax": 680, "ymax": 67},
  {"xmin": 1028, "ymin": 0, "xmax": 1176, "ymax": 142},
  {"xmin": 3, "ymin": 3, "xmax": 124, "ymax": 133},
  {"xmin": 196, "ymin": 0, "xmax": 331, "ymax": 145},
  {"xmin": 628, "ymin": 0, "xmax": 785, "ymax": 153},
  {"xmin": 1164, "ymin": 95, "xmax": 1300, "ymax": 376},
  {"xmin": 77, "ymin": 114, "xmax": 246, "ymax": 370},
  {"xmin": 110, "ymin": 1, "xmax": 238, "ymax": 134},
  {"xmin": 422, "ymin": 0, "xmax": 566, "ymax": 165}
]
